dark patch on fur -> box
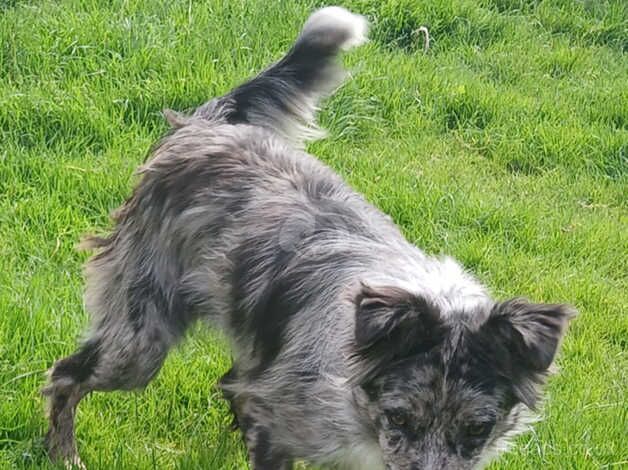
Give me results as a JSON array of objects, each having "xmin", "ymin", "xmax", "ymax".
[
  {"xmin": 126, "ymin": 267, "xmax": 191, "ymax": 334},
  {"xmin": 252, "ymin": 427, "xmax": 292, "ymax": 470},
  {"xmin": 51, "ymin": 338, "xmax": 101, "ymax": 383},
  {"xmin": 353, "ymin": 284, "xmax": 447, "ymax": 382},
  {"xmin": 229, "ymin": 236, "xmax": 297, "ymax": 368},
  {"xmin": 469, "ymin": 299, "xmax": 576, "ymax": 408},
  {"xmin": 364, "ymin": 346, "xmax": 443, "ymax": 398},
  {"xmin": 253, "ymin": 427, "xmax": 272, "ymax": 467},
  {"xmin": 127, "ymin": 270, "xmax": 159, "ymax": 331},
  {"xmin": 223, "ymin": 21, "xmax": 347, "ymax": 128}
]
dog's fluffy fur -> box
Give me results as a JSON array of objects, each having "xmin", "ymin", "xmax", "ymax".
[{"xmin": 44, "ymin": 7, "xmax": 576, "ymax": 469}]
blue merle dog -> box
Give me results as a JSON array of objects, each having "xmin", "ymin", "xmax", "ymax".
[{"xmin": 44, "ymin": 6, "xmax": 576, "ymax": 469}]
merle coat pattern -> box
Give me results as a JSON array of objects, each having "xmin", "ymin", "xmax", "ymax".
[{"xmin": 44, "ymin": 7, "xmax": 576, "ymax": 470}]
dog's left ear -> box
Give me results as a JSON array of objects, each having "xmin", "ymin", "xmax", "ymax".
[
  {"xmin": 353, "ymin": 284, "xmax": 444, "ymax": 356},
  {"xmin": 481, "ymin": 298, "xmax": 577, "ymax": 408}
]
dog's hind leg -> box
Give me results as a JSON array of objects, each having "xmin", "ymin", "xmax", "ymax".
[
  {"xmin": 43, "ymin": 310, "xmax": 180, "ymax": 465},
  {"xmin": 42, "ymin": 348, "xmax": 91, "ymax": 468}
]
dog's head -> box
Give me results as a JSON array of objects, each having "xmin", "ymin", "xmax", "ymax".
[{"xmin": 352, "ymin": 284, "xmax": 576, "ymax": 470}]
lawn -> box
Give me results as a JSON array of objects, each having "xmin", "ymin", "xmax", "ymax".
[{"xmin": 0, "ymin": 0, "xmax": 626, "ymax": 468}]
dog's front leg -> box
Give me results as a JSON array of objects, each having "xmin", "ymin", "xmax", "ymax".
[
  {"xmin": 219, "ymin": 369, "xmax": 293, "ymax": 469},
  {"xmin": 243, "ymin": 423, "xmax": 293, "ymax": 470}
]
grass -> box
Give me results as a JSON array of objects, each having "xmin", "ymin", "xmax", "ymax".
[{"xmin": 0, "ymin": 0, "xmax": 626, "ymax": 468}]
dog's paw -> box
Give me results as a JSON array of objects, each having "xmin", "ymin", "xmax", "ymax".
[{"xmin": 64, "ymin": 454, "xmax": 86, "ymax": 470}]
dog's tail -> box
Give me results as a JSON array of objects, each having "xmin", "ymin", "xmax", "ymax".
[{"xmin": 194, "ymin": 6, "xmax": 368, "ymax": 146}]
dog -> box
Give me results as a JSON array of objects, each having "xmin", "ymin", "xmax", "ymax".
[{"xmin": 44, "ymin": 6, "xmax": 576, "ymax": 469}]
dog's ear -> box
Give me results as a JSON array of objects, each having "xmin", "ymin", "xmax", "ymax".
[
  {"xmin": 480, "ymin": 298, "xmax": 577, "ymax": 408},
  {"xmin": 354, "ymin": 284, "xmax": 444, "ymax": 356}
]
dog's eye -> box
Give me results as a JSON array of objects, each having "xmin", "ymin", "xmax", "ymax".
[
  {"xmin": 466, "ymin": 422, "xmax": 492, "ymax": 437},
  {"xmin": 386, "ymin": 410, "xmax": 407, "ymax": 428}
]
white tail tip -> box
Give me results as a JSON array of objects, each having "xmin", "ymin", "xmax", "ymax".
[{"xmin": 303, "ymin": 6, "xmax": 369, "ymax": 50}]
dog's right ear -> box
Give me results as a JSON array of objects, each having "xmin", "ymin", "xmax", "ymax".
[{"xmin": 353, "ymin": 283, "xmax": 445, "ymax": 357}]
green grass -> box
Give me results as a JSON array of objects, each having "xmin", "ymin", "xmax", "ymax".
[{"xmin": 1, "ymin": 0, "xmax": 626, "ymax": 468}]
